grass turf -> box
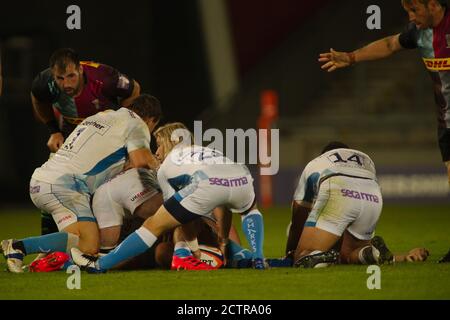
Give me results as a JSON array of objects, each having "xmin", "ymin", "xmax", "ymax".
[{"xmin": 0, "ymin": 204, "xmax": 449, "ymax": 300}]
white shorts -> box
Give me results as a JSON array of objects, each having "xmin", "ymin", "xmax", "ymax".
[
  {"xmin": 164, "ymin": 170, "xmax": 255, "ymax": 224},
  {"xmin": 29, "ymin": 178, "xmax": 94, "ymax": 231},
  {"xmin": 305, "ymin": 175, "xmax": 383, "ymax": 240},
  {"xmin": 92, "ymin": 168, "xmax": 160, "ymax": 229}
]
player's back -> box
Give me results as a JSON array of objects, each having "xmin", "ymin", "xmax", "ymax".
[
  {"xmin": 308, "ymin": 148, "xmax": 377, "ymax": 182},
  {"xmin": 32, "ymin": 108, "xmax": 149, "ymax": 192},
  {"xmin": 161, "ymin": 145, "xmax": 248, "ymax": 179}
]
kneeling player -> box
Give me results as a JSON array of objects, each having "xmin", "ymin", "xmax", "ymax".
[{"xmin": 288, "ymin": 142, "xmax": 389, "ymax": 267}]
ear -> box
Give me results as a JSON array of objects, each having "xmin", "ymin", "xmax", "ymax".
[{"xmin": 428, "ymin": 0, "xmax": 439, "ymax": 10}]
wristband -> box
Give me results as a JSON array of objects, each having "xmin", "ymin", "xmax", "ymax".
[
  {"xmin": 347, "ymin": 52, "xmax": 356, "ymax": 66},
  {"xmin": 46, "ymin": 119, "xmax": 61, "ymax": 134}
]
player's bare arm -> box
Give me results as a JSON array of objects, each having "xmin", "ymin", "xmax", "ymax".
[
  {"xmin": 128, "ymin": 147, "xmax": 159, "ymax": 170},
  {"xmin": 285, "ymin": 200, "xmax": 311, "ymax": 258},
  {"xmin": 394, "ymin": 248, "xmax": 430, "ymax": 262},
  {"xmin": 31, "ymin": 92, "xmax": 64, "ymax": 152},
  {"xmin": 319, "ymin": 34, "xmax": 403, "ymax": 72},
  {"xmin": 121, "ymin": 80, "xmax": 141, "ymax": 107}
]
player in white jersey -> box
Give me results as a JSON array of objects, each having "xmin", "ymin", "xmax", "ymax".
[
  {"xmin": 1, "ymin": 94, "xmax": 161, "ymax": 273},
  {"xmin": 92, "ymin": 168, "xmax": 162, "ymax": 252},
  {"xmin": 71, "ymin": 122, "xmax": 266, "ymax": 272},
  {"xmin": 287, "ymin": 141, "xmax": 387, "ymax": 268}
]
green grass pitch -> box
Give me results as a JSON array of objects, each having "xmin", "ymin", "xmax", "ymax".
[{"xmin": 0, "ymin": 204, "xmax": 449, "ymax": 300}]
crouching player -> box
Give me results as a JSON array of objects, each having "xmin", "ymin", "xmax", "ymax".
[
  {"xmin": 1, "ymin": 95, "xmax": 161, "ymax": 273},
  {"xmin": 287, "ymin": 141, "xmax": 419, "ymax": 268},
  {"xmin": 71, "ymin": 122, "xmax": 266, "ymax": 272}
]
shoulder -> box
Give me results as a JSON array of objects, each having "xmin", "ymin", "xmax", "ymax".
[
  {"xmin": 31, "ymin": 68, "xmax": 59, "ymax": 102},
  {"xmin": 81, "ymin": 61, "xmax": 116, "ymax": 79},
  {"xmin": 399, "ymin": 22, "xmax": 419, "ymax": 49}
]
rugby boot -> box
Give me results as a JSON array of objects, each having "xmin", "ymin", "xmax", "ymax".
[
  {"xmin": 294, "ymin": 249, "xmax": 339, "ymax": 268},
  {"xmin": 70, "ymin": 247, "xmax": 105, "ymax": 273},
  {"xmin": 252, "ymin": 258, "xmax": 267, "ymax": 270},
  {"xmin": 29, "ymin": 252, "xmax": 70, "ymax": 272},
  {"xmin": 171, "ymin": 255, "xmax": 215, "ymax": 271},
  {"xmin": 371, "ymin": 236, "xmax": 394, "ymax": 264},
  {"xmin": 1, "ymin": 239, "xmax": 24, "ymax": 273}
]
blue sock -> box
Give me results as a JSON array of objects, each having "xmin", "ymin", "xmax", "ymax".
[
  {"xmin": 228, "ymin": 240, "xmax": 253, "ymax": 261},
  {"xmin": 174, "ymin": 242, "xmax": 191, "ymax": 257},
  {"xmin": 61, "ymin": 259, "xmax": 75, "ymax": 271},
  {"xmin": 241, "ymin": 210, "xmax": 265, "ymax": 260},
  {"xmin": 21, "ymin": 232, "xmax": 68, "ymax": 255},
  {"xmin": 98, "ymin": 228, "xmax": 156, "ymax": 270}
]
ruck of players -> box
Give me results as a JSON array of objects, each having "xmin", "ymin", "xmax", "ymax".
[{"xmin": 1, "ymin": 44, "xmax": 442, "ymax": 274}]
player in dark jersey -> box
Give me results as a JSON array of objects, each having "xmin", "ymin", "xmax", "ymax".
[
  {"xmin": 319, "ymin": 0, "xmax": 450, "ymax": 263},
  {"xmin": 31, "ymin": 48, "xmax": 141, "ymax": 237},
  {"xmin": 31, "ymin": 48, "xmax": 140, "ymax": 152}
]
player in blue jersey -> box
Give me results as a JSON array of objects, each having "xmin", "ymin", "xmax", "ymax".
[
  {"xmin": 319, "ymin": 0, "xmax": 450, "ymax": 263},
  {"xmin": 1, "ymin": 94, "xmax": 161, "ymax": 273}
]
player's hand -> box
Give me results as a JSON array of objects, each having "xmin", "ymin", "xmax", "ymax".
[
  {"xmin": 319, "ymin": 48, "xmax": 353, "ymax": 72},
  {"xmin": 406, "ymin": 248, "xmax": 429, "ymax": 262},
  {"xmin": 47, "ymin": 132, "xmax": 64, "ymax": 152}
]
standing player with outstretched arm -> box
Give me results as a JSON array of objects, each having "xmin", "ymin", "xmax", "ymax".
[
  {"xmin": 319, "ymin": 0, "xmax": 450, "ymax": 263},
  {"xmin": 31, "ymin": 48, "xmax": 141, "ymax": 237}
]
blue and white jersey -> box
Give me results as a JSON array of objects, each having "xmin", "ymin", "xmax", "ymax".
[
  {"xmin": 293, "ymin": 148, "xmax": 377, "ymax": 204},
  {"xmin": 32, "ymin": 107, "xmax": 150, "ymax": 193},
  {"xmin": 158, "ymin": 145, "xmax": 250, "ymax": 201}
]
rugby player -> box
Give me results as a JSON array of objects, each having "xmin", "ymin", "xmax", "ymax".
[
  {"xmin": 71, "ymin": 122, "xmax": 266, "ymax": 272},
  {"xmin": 288, "ymin": 142, "xmax": 388, "ymax": 267},
  {"xmin": 92, "ymin": 168, "xmax": 252, "ymax": 270},
  {"xmin": 319, "ymin": 0, "xmax": 450, "ymax": 263},
  {"xmin": 32, "ymin": 48, "xmax": 141, "ymax": 237},
  {"xmin": 1, "ymin": 94, "xmax": 161, "ymax": 273},
  {"xmin": 284, "ymin": 142, "xmax": 430, "ymax": 268}
]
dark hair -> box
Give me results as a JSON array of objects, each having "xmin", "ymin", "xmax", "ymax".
[
  {"xmin": 402, "ymin": 0, "xmax": 447, "ymax": 7},
  {"xmin": 321, "ymin": 141, "xmax": 349, "ymax": 154},
  {"xmin": 129, "ymin": 94, "xmax": 162, "ymax": 122},
  {"xmin": 49, "ymin": 48, "xmax": 80, "ymax": 71}
]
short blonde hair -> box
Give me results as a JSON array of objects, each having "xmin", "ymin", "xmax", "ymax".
[{"xmin": 153, "ymin": 122, "xmax": 194, "ymax": 159}]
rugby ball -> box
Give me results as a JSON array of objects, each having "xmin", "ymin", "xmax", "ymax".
[{"xmin": 199, "ymin": 245, "xmax": 224, "ymax": 269}]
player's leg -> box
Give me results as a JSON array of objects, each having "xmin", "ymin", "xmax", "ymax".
[
  {"xmin": 92, "ymin": 181, "xmax": 126, "ymax": 253},
  {"xmin": 293, "ymin": 177, "xmax": 359, "ymax": 268},
  {"xmin": 339, "ymin": 179, "xmax": 386, "ymax": 265},
  {"xmin": 71, "ymin": 203, "xmax": 181, "ymax": 272},
  {"xmin": 2, "ymin": 180, "xmax": 83, "ymax": 272},
  {"xmin": 228, "ymin": 175, "xmax": 266, "ymax": 269},
  {"xmin": 339, "ymin": 231, "xmax": 375, "ymax": 264},
  {"xmin": 39, "ymin": 153, "xmax": 59, "ymax": 237}
]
